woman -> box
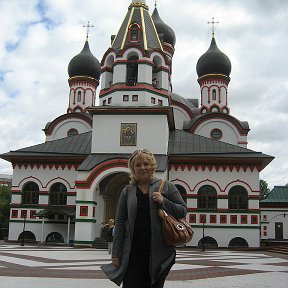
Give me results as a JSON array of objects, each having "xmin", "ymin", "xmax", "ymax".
[
  {"xmin": 101, "ymin": 149, "xmax": 187, "ymax": 288},
  {"xmin": 102, "ymin": 218, "xmax": 115, "ymax": 254}
]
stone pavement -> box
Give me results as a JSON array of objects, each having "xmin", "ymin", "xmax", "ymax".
[{"xmin": 0, "ymin": 243, "xmax": 288, "ymax": 288}]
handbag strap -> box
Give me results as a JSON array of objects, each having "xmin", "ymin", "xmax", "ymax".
[{"xmin": 158, "ymin": 179, "xmax": 166, "ymax": 194}]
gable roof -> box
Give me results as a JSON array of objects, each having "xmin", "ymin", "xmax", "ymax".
[
  {"xmin": 261, "ymin": 186, "xmax": 288, "ymax": 203},
  {"xmin": 168, "ymin": 130, "xmax": 273, "ymax": 170},
  {"xmin": 0, "ymin": 132, "xmax": 92, "ymax": 161},
  {"xmin": 1, "ymin": 129, "xmax": 273, "ymax": 171}
]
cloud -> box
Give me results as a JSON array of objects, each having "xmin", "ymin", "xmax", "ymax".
[{"xmin": 0, "ymin": 0, "xmax": 287, "ymax": 188}]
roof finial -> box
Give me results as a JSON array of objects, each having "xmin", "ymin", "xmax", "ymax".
[
  {"xmin": 83, "ymin": 21, "xmax": 94, "ymax": 40},
  {"xmin": 207, "ymin": 17, "xmax": 219, "ymax": 38},
  {"xmin": 155, "ymin": 0, "xmax": 157, "ymax": 8}
]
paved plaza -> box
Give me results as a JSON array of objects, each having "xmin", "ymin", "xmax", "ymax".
[{"xmin": 0, "ymin": 243, "xmax": 287, "ymax": 288}]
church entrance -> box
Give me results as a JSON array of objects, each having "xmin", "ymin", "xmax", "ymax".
[{"xmin": 99, "ymin": 172, "xmax": 130, "ymax": 222}]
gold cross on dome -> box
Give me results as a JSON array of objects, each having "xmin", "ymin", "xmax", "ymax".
[
  {"xmin": 83, "ymin": 21, "xmax": 94, "ymax": 39},
  {"xmin": 207, "ymin": 17, "xmax": 219, "ymax": 37}
]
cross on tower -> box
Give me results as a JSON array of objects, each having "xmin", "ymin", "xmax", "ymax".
[
  {"xmin": 83, "ymin": 21, "xmax": 94, "ymax": 40},
  {"xmin": 207, "ymin": 17, "xmax": 219, "ymax": 37},
  {"xmin": 154, "ymin": 0, "xmax": 157, "ymax": 8}
]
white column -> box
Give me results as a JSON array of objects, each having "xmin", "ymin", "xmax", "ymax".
[
  {"xmin": 67, "ymin": 217, "xmax": 71, "ymax": 244},
  {"xmin": 41, "ymin": 217, "xmax": 45, "ymax": 243}
]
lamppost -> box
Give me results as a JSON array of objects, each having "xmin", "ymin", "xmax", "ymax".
[
  {"xmin": 202, "ymin": 215, "xmax": 206, "ymax": 252},
  {"xmin": 21, "ymin": 212, "xmax": 27, "ymax": 246}
]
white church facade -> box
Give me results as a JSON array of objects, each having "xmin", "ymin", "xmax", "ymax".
[{"xmin": 1, "ymin": 0, "xmax": 274, "ymax": 248}]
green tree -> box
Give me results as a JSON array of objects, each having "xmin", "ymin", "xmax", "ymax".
[
  {"xmin": 0, "ymin": 185, "xmax": 11, "ymax": 239},
  {"xmin": 259, "ymin": 179, "xmax": 270, "ymax": 200}
]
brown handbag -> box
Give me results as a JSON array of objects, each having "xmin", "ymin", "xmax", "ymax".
[{"xmin": 157, "ymin": 180, "xmax": 194, "ymax": 246}]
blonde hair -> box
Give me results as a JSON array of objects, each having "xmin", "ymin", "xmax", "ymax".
[{"xmin": 128, "ymin": 149, "xmax": 157, "ymax": 185}]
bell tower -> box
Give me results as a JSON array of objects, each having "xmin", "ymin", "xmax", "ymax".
[
  {"xmin": 89, "ymin": 1, "xmax": 175, "ymax": 155},
  {"xmin": 99, "ymin": 0, "xmax": 175, "ymax": 107}
]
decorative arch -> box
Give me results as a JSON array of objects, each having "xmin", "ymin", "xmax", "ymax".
[
  {"xmin": 175, "ymin": 184, "xmax": 187, "ymax": 204},
  {"xmin": 123, "ymin": 48, "xmax": 142, "ymax": 59},
  {"xmin": 128, "ymin": 22, "xmax": 141, "ymax": 42},
  {"xmin": 152, "ymin": 54, "xmax": 164, "ymax": 89},
  {"xmin": 44, "ymin": 113, "xmax": 92, "ymax": 136},
  {"xmin": 46, "ymin": 177, "xmax": 73, "ymax": 190},
  {"xmin": 171, "ymin": 179, "xmax": 192, "ymax": 193},
  {"xmin": 201, "ymin": 105, "xmax": 208, "ymax": 114},
  {"xmin": 103, "ymin": 54, "xmax": 115, "ymax": 89},
  {"xmin": 73, "ymin": 105, "xmax": 84, "ymax": 113},
  {"xmin": 210, "ymin": 104, "xmax": 220, "ymax": 113},
  {"xmin": 104, "ymin": 52, "xmax": 116, "ymax": 67},
  {"xmin": 194, "ymin": 179, "xmax": 222, "ymax": 194},
  {"xmin": 75, "ymin": 159, "xmax": 129, "ymax": 190},
  {"xmin": 224, "ymin": 180, "xmax": 254, "ymax": 194},
  {"xmin": 18, "ymin": 176, "xmax": 43, "ymax": 190},
  {"xmin": 188, "ymin": 113, "xmax": 250, "ymax": 136}
]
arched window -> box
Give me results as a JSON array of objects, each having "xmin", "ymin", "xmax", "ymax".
[
  {"xmin": 49, "ymin": 183, "xmax": 67, "ymax": 206},
  {"xmin": 129, "ymin": 23, "xmax": 140, "ymax": 42},
  {"xmin": 228, "ymin": 185, "xmax": 248, "ymax": 210},
  {"xmin": 77, "ymin": 91, "xmax": 81, "ymax": 102},
  {"xmin": 22, "ymin": 182, "xmax": 39, "ymax": 204},
  {"xmin": 126, "ymin": 55, "xmax": 138, "ymax": 86},
  {"xmin": 175, "ymin": 184, "xmax": 187, "ymax": 204},
  {"xmin": 197, "ymin": 185, "xmax": 217, "ymax": 210},
  {"xmin": 152, "ymin": 55, "xmax": 162, "ymax": 89},
  {"xmin": 212, "ymin": 89, "xmax": 217, "ymax": 100}
]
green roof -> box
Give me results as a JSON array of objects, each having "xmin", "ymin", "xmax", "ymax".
[{"xmin": 261, "ymin": 186, "xmax": 288, "ymax": 203}]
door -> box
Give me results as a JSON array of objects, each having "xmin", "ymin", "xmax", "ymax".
[{"xmin": 275, "ymin": 222, "xmax": 283, "ymax": 240}]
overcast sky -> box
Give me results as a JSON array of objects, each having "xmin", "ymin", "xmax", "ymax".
[{"xmin": 0, "ymin": 0, "xmax": 287, "ymax": 189}]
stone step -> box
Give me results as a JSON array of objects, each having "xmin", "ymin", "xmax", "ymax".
[{"xmin": 92, "ymin": 237, "xmax": 108, "ymax": 249}]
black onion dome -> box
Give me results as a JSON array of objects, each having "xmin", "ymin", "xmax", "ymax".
[
  {"xmin": 152, "ymin": 7, "xmax": 176, "ymax": 47},
  {"xmin": 68, "ymin": 40, "xmax": 101, "ymax": 80},
  {"xmin": 196, "ymin": 37, "xmax": 231, "ymax": 78}
]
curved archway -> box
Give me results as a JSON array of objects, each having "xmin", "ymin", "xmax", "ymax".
[
  {"xmin": 228, "ymin": 237, "xmax": 249, "ymax": 248},
  {"xmin": 104, "ymin": 54, "xmax": 115, "ymax": 89},
  {"xmin": 126, "ymin": 55, "xmax": 139, "ymax": 86},
  {"xmin": 152, "ymin": 55, "xmax": 163, "ymax": 89},
  {"xmin": 46, "ymin": 232, "xmax": 64, "ymax": 243},
  {"xmin": 99, "ymin": 172, "xmax": 130, "ymax": 222},
  {"xmin": 198, "ymin": 236, "xmax": 218, "ymax": 248},
  {"xmin": 18, "ymin": 231, "xmax": 36, "ymax": 242}
]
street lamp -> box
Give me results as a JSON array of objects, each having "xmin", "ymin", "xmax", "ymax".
[
  {"xmin": 202, "ymin": 215, "xmax": 206, "ymax": 252},
  {"xmin": 21, "ymin": 212, "xmax": 27, "ymax": 246}
]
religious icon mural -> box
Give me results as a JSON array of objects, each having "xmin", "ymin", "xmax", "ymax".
[{"xmin": 120, "ymin": 123, "xmax": 137, "ymax": 146}]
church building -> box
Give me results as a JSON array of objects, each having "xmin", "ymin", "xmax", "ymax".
[{"xmin": 1, "ymin": 0, "xmax": 274, "ymax": 248}]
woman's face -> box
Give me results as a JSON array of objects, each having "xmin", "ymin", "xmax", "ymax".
[{"xmin": 133, "ymin": 156, "xmax": 154, "ymax": 183}]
